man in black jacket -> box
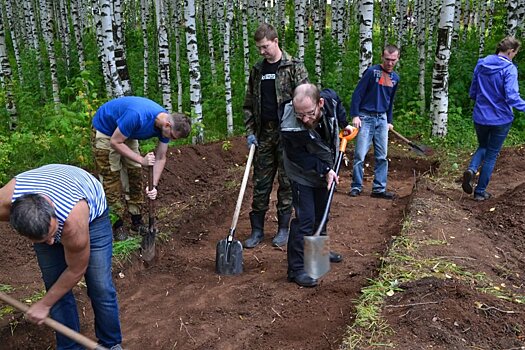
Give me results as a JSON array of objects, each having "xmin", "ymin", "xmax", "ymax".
[{"xmin": 280, "ymin": 83, "xmax": 352, "ymax": 287}]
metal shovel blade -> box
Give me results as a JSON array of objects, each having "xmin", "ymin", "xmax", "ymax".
[
  {"xmin": 304, "ymin": 235, "xmax": 330, "ymax": 279},
  {"xmin": 216, "ymin": 238, "xmax": 243, "ymax": 275},
  {"xmin": 141, "ymin": 228, "xmax": 157, "ymax": 262}
]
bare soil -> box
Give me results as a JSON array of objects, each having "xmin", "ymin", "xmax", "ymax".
[{"xmin": 1, "ymin": 137, "xmax": 524, "ymax": 350}]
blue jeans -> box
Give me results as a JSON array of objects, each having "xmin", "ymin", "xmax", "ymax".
[
  {"xmin": 33, "ymin": 209, "xmax": 122, "ymax": 350},
  {"xmin": 288, "ymin": 182, "xmax": 328, "ymax": 273},
  {"xmin": 351, "ymin": 113, "xmax": 389, "ymax": 193},
  {"xmin": 468, "ymin": 121, "xmax": 512, "ymax": 195}
]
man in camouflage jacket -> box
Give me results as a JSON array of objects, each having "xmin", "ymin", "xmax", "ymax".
[{"xmin": 243, "ymin": 23, "xmax": 309, "ymax": 249}]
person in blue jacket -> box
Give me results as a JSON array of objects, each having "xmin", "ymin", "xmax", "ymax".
[
  {"xmin": 92, "ymin": 96, "xmax": 191, "ymax": 240},
  {"xmin": 348, "ymin": 45, "xmax": 400, "ymax": 199},
  {"xmin": 462, "ymin": 37, "xmax": 525, "ymax": 201}
]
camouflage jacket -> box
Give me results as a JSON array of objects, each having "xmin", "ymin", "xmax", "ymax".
[{"xmin": 243, "ymin": 51, "xmax": 309, "ymax": 137}]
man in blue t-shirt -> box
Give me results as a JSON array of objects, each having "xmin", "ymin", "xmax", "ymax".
[
  {"xmin": 349, "ymin": 45, "xmax": 400, "ymax": 200},
  {"xmin": 92, "ymin": 96, "xmax": 191, "ymax": 240}
]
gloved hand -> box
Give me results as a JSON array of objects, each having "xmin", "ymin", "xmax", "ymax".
[{"xmin": 246, "ymin": 134, "xmax": 258, "ymax": 148}]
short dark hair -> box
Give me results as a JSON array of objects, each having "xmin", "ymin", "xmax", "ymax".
[
  {"xmin": 495, "ymin": 36, "xmax": 521, "ymax": 54},
  {"xmin": 169, "ymin": 113, "xmax": 192, "ymax": 138},
  {"xmin": 383, "ymin": 44, "xmax": 400, "ymax": 56},
  {"xmin": 254, "ymin": 23, "xmax": 278, "ymax": 42},
  {"xmin": 10, "ymin": 194, "xmax": 56, "ymax": 240}
]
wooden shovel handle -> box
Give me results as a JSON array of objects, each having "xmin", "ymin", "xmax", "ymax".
[
  {"xmin": 148, "ymin": 165, "xmax": 155, "ymax": 230},
  {"xmin": 0, "ymin": 292, "xmax": 109, "ymax": 350},
  {"xmin": 230, "ymin": 144, "xmax": 256, "ymax": 233}
]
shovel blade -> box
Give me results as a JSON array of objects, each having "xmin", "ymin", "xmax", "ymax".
[
  {"xmin": 304, "ymin": 235, "xmax": 330, "ymax": 279},
  {"xmin": 216, "ymin": 239, "xmax": 243, "ymax": 275},
  {"xmin": 141, "ymin": 229, "xmax": 157, "ymax": 262}
]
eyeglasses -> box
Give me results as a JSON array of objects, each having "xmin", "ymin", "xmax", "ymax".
[{"xmin": 295, "ymin": 105, "xmax": 318, "ymax": 119}]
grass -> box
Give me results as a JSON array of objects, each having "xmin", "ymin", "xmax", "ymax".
[{"xmin": 112, "ymin": 237, "xmax": 142, "ymax": 263}]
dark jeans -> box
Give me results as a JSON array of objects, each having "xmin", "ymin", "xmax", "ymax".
[
  {"xmin": 287, "ymin": 182, "xmax": 328, "ymax": 273},
  {"xmin": 33, "ymin": 209, "xmax": 122, "ymax": 349},
  {"xmin": 467, "ymin": 121, "xmax": 512, "ymax": 195}
]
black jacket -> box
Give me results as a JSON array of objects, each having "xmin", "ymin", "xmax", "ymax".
[{"xmin": 280, "ymin": 88, "xmax": 347, "ymax": 188}]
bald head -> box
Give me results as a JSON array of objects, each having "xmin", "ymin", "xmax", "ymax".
[{"xmin": 293, "ymin": 83, "xmax": 320, "ymax": 105}]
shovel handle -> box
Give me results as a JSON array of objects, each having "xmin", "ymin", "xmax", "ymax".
[
  {"xmin": 313, "ymin": 130, "xmax": 354, "ymax": 237},
  {"xmin": 230, "ymin": 144, "xmax": 256, "ymax": 235},
  {"xmin": 148, "ymin": 166, "xmax": 155, "ymax": 230},
  {"xmin": 0, "ymin": 292, "xmax": 109, "ymax": 350},
  {"xmin": 390, "ymin": 129, "xmax": 412, "ymax": 144}
]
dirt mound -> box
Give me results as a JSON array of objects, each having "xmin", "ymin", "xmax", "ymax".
[
  {"xmin": 384, "ymin": 277, "xmax": 524, "ymax": 349},
  {"xmin": 5, "ymin": 138, "xmax": 525, "ymax": 349}
]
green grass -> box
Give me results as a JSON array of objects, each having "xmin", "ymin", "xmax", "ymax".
[{"xmin": 112, "ymin": 237, "xmax": 142, "ymax": 263}]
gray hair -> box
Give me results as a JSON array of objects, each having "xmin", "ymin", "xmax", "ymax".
[{"xmin": 10, "ymin": 194, "xmax": 56, "ymax": 240}]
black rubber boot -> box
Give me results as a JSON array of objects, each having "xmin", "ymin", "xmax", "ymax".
[
  {"xmin": 130, "ymin": 214, "xmax": 146, "ymax": 235},
  {"xmin": 244, "ymin": 211, "xmax": 265, "ymax": 249},
  {"xmin": 272, "ymin": 213, "xmax": 291, "ymax": 247}
]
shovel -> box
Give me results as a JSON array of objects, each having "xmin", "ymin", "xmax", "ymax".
[
  {"xmin": 390, "ymin": 129, "xmax": 433, "ymax": 156},
  {"xmin": 216, "ymin": 144, "xmax": 256, "ymax": 275},
  {"xmin": 141, "ymin": 166, "xmax": 157, "ymax": 262},
  {"xmin": 0, "ymin": 292, "xmax": 109, "ymax": 350},
  {"xmin": 304, "ymin": 127, "xmax": 359, "ymax": 279}
]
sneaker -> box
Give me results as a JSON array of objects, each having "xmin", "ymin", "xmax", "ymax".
[
  {"xmin": 474, "ymin": 191, "xmax": 491, "ymax": 201},
  {"xmin": 113, "ymin": 226, "xmax": 128, "ymax": 241},
  {"xmin": 462, "ymin": 169, "xmax": 474, "ymax": 194},
  {"xmin": 371, "ymin": 191, "xmax": 396, "ymax": 200},
  {"xmin": 348, "ymin": 188, "xmax": 361, "ymax": 197}
]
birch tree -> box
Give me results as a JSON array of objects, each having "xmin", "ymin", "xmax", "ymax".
[
  {"xmin": 416, "ymin": 0, "xmax": 427, "ymax": 115},
  {"xmin": 141, "ymin": 0, "xmax": 149, "ymax": 95},
  {"xmin": 39, "ymin": 0, "xmax": 61, "ymax": 107},
  {"xmin": 313, "ymin": 0, "xmax": 322, "ymax": 85},
  {"xmin": 0, "ymin": 3, "xmax": 17, "ymax": 129},
  {"xmin": 172, "ymin": 1, "xmax": 183, "ymax": 112},
  {"xmin": 224, "ymin": 0, "xmax": 234, "ymax": 135},
  {"xmin": 204, "ymin": 0, "xmax": 217, "ymax": 81},
  {"xmin": 24, "ymin": 0, "xmax": 46, "ymax": 97},
  {"xmin": 507, "ymin": 0, "xmax": 519, "ymax": 36},
  {"xmin": 156, "ymin": 0, "xmax": 172, "ymax": 110},
  {"xmin": 70, "ymin": 0, "xmax": 86, "ymax": 72},
  {"xmin": 185, "ymin": 0, "xmax": 204, "ymax": 143},
  {"xmin": 431, "ymin": 0, "xmax": 455, "ymax": 137},
  {"xmin": 295, "ymin": 0, "xmax": 306, "ymax": 60},
  {"xmin": 113, "ymin": 0, "xmax": 132, "ymax": 94},
  {"xmin": 242, "ymin": 0, "xmax": 250, "ymax": 86},
  {"xmin": 358, "ymin": 0, "xmax": 374, "ymax": 77},
  {"xmin": 479, "ymin": 0, "xmax": 488, "ymax": 56},
  {"xmin": 4, "ymin": 0, "xmax": 23, "ymax": 84}
]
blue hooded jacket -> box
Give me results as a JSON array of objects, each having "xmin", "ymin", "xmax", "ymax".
[{"xmin": 469, "ymin": 54, "xmax": 525, "ymax": 125}]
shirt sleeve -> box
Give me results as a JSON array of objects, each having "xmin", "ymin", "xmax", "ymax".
[
  {"xmin": 349, "ymin": 68, "xmax": 372, "ymax": 117},
  {"xmin": 504, "ymin": 65, "xmax": 525, "ymax": 112}
]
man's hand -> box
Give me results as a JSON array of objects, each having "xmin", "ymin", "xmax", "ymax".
[
  {"xmin": 25, "ymin": 301, "xmax": 51, "ymax": 325},
  {"xmin": 388, "ymin": 123, "xmax": 394, "ymax": 131},
  {"xmin": 343, "ymin": 125, "xmax": 356, "ymax": 136},
  {"xmin": 326, "ymin": 169, "xmax": 339, "ymax": 190},
  {"xmin": 352, "ymin": 117, "xmax": 361, "ymax": 129},
  {"xmin": 142, "ymin": 152, "xmax": 155, "ymax": 166},
  {"xmin": 146, "ymin": 186, "xmax": 158, "ymax": 200},
  {"xmin": 246, "ymin": 134, "xmax": 258, "ymax": 148}
]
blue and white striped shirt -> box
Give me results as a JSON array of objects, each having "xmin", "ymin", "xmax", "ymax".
[{"xmin": 12, "ymin": 164, "xmax": 107, "ymax": 242}]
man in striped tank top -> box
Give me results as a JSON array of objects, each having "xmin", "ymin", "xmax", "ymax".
[{"xmin": 0, "ymin": 164, "xmax": 123, "ymax": 350}]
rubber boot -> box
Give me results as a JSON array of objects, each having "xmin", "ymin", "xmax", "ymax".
[
  {"xmin": 130, "ymin": 214, "xmax": 146, "ymax": 235},
  {"xmin": 244, "ymin": 211, "xmax": 265, "ymax": 249},
  {"xmin": 272, "ymin": 213, "xmax": 291, "ymax": 247}
]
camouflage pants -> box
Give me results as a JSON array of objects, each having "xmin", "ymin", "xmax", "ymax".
[
  {"xmin": 92, "ymin": 129, "xmax": 144, "ymax": 219},
  {"xmin": 252, "ymin": 123, "xmax": 292, "ymax": 215}
]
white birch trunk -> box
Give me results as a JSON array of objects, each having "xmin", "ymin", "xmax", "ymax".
[
  {"xmin": 452, "ymin": 0, "xmax": 461, "ymax": 42},
  {"xmin": 24, "ymin": 0, "xmax": 46, "ymax": 97},
  {"xmin": 156, "ymin": 0, "xmax": 172, "ymax": 110},
  {"xmin": 487, "ymin": 0, "xmax": 495, "ymax": 39},
  {"xmin": 380, "ymin": 0, "xmax": 390, "ymax": 46},
  {"xmin": 141, "ymin": 0, "xmax": 149, "ymax": 95},
  {"xmin": 224, "ymin": 0, "xmax": 234, "ymax": 135},
  {"xmin": 39, "ymin": 0, "xmax": 61, "ymax": 107},
  {"xmin": 358, "ymin": 0, "xmax": 374, "ymax": 77},
  {"xmin": 113, "ymin": 0, "xmax": 132, "ymax": 94},
  {"xmin": 461, "ymin": 0, "xmax": 470, "ymax": 42},
  {"xmin": 97, "ymin": 0, "xmax": 124, "ymax": 97},
  {"xmin": 205, "ymin": 0, "xmax": 217, "ymax": 81},
  {"xmin": 70, "ymin": 0, "xmax": 86, "ymax": 72},
  {"xmin": 417, "ymin": 0, "xmax": 427, "ymax": 115},
  {"xmin": 242, "ymin": 0, "xmax": 250, "ymax": 86},
  {"xmin": 58, "ymin": 0, "xmax": 71, "ymax": 79},
  {"xmin": 295, "ymin": 0, "xmax": 306, "ymax": 60},
  {"xmin": 0, "ymin": 4, "xmax": 17, "ymax": 130},
  {"xmin": 507, "ymin": 0, "xmax": 519, "ymax": 36},
  {"xmin": 173, "ymin": 2, "xmax": 183, "ymax": 112},
  {"xmin": 431, "ymin": 0, "xmax": 455, "ymax": 137},
  {"xmin": 185, "ymin": 0, "xmax": 204, "ymax": 144},
  {"xmin": 478, "ymin": 0, "xmax": 488, "ymax": 56},
  {"xmin": 427, "ymin": 0, "xmax": 441, "ymax": 57},
  {"xmin": 5, "ymin": 0, "xmax": 24, "ymax": 84},
  {"xmin": 314, "ymin": 0, "xmax": 322, "ymax": 85}
]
